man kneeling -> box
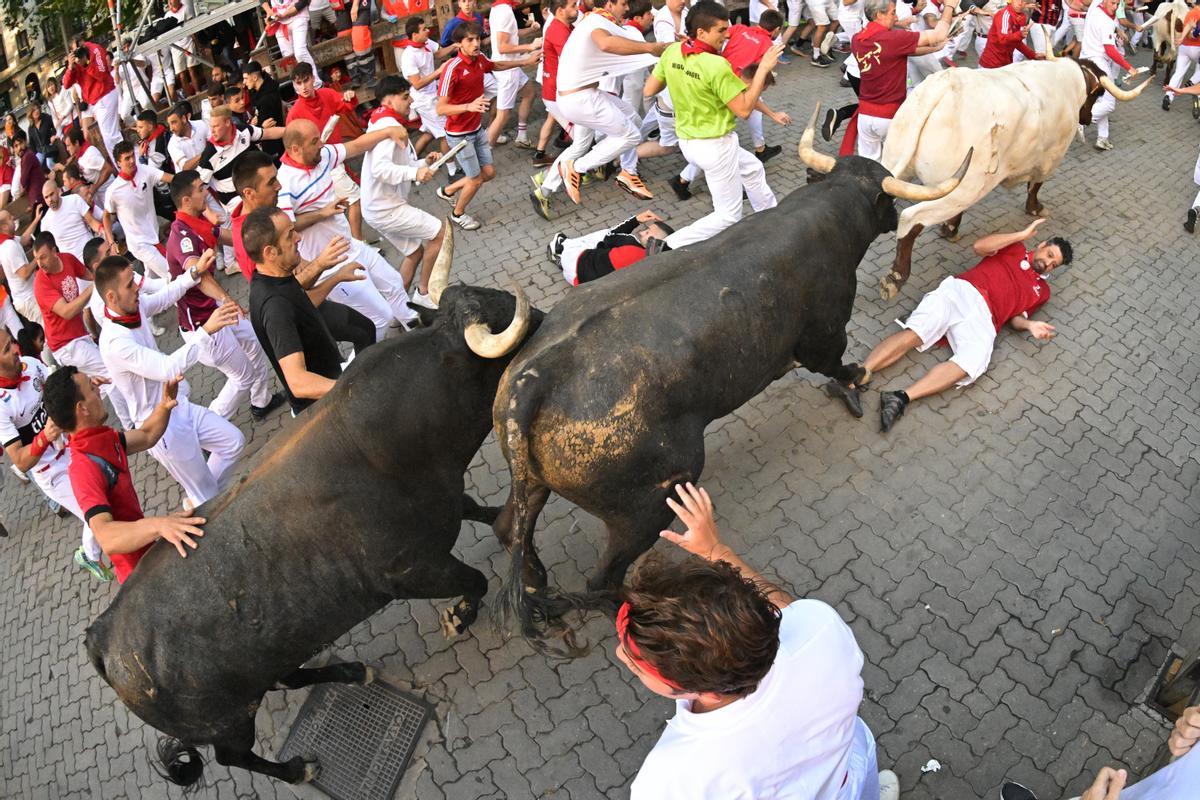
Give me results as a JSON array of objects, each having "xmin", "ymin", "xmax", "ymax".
[{"xmin": 828, "ymin": 219, "xmax": 1072, "ymax": 432}]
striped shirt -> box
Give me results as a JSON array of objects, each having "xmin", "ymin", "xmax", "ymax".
[
  {"xmin": 277, "ymin": 143, "xmax": 351, "ymax": 262},
  {"xmin": 197, "ymin": 125, "xmax": 264, "ymax": 206}
]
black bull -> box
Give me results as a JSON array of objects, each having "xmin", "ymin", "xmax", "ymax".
[
  {"xmin": 83, "ymin": 282, "xmax": 542, "ymax": 786},
  {"xmin": 492, "ymin": 148, "xmax": 969, "ymax": 643}
]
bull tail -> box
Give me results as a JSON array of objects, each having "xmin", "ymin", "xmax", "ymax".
[
  {"xmin": 881, "ymin": 78, "xmax": 956, "ymax": 181},
  {"xmin": 153, "ymin": 737, "xmax": 206, "ymax": 789}
]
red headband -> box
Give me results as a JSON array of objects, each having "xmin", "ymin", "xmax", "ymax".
[{"xmin": 616, "ymin": 602, "xmax": 684, "ymax": 691}]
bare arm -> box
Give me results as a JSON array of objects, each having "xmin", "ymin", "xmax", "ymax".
[
  {"xmin": 492, "ymin": 51, "xmax": 542, "ymax": 70},
  {"xmin": 973, "ymin": 218, "xmax": 1043, "ymax": 256},
  {"xmin": 88, "ymin": 510, "xmax": 208, "ymax": 558},
  {"xmin": 306, "ymin": 260, "xmax": 364, "ymax": 305},
  {"xmin": 296, "ymin": 199, "xmax": 348, "ymax": 232},
  {"xmin": 4, "ymin": 417, "xmax": 63, "ymax": 472},
  {"xmin": 20, "ymin": 205, "xmax": 44, "ymax": 247},
  {"xmin": 644, "ymin": 73, "xmax": 666, "ymax": 98},
  {"xmin": 592, "ymin": 29, "xmax": 668, "ymax": 56},
  {"xmin": 277, "ymin": 351, "xmax": 337, "ymax": 400},
  {"xmin": 341, "ymin": 126, "xmax": 409, "ymax": 160},
  {"xmin": 727, "ymin": 45, "xmax": 784, "ymax": 119},
  {"xmin": 51, "ymin": 283, "xmax": 93, "ymax": 319},
  {"xmin": 917, "ymin": 0, "xmax": 957, "ymax": 46}
]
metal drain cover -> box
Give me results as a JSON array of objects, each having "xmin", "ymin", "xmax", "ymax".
[{"xmin": 278, "ymin": 680, "xmax": 434, "ymax": 800}]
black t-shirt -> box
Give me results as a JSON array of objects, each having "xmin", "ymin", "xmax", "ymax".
[
  {"xmin": 250, "ymin": 272, "xmax": 343, "ymax": 413},
  {"xmin": 248, "ymin": 76, "xmax": 285, "ymax": 157}
]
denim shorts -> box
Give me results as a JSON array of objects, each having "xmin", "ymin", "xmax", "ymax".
[{"xmin": 447, "ymin": 128, "xmax": 493, "ymax": 179}]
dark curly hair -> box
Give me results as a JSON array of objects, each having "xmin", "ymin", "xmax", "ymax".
[
  {"xmin": 620, "ymin": 555, "xmax": 782, "ymax": 698},
  {"xmin": 42, "ymin": 365, "xmax": 83, "ymax": 431}
]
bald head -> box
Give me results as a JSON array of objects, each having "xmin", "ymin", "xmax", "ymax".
[
  {"xmin": 283, "ymin": 119, "xmax": 322, "ymax": 168},
  {"xmin": 43, "ymin": 179, "xmax": 61, "ymax": 208}
]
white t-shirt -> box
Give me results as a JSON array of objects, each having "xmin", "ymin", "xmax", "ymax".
[
  {"xmin": 168, "ymin": 119, "xmax": 209, "ymax": 172},
  {"xmin": 48, "ymin": 90, "xmax": 75, "ymax": 134},
  {"xmin": 556, "ymin": 11, "xmax": 657, "ymax": 92},
  {"xmin": 631, "ymin": 600, "xmax": 865, "ymax": 800},
  {"xmin": 277, "ymin": 143, "xmax": 351, "ymax": 260},
  {"xmin": 0, "ymin": 358, "xmax": 64, "ymax": 466},
  {"xmin": 490, "ymin": 4, "xmax": 522, "ymax": 62},
  {"xmin": 0, "ymin": 239, "xmax": 34, "ymax": 310},
  {"xmin": 78, "ymin": 145, "xmax": 112, "ymax": 198},
  {"xmin": 103, "ymin": 165, "xmax": 165, "ymax": 249},
  {"xmin": 652, "ymin": 4, "xmax": 684, "ymax": 42},
  {"xmin": 361, "ymin": 116, "xmax": 422, "ymax": 218},
  {"xmin": 400, "ymin": 40, "xmax": 440, "ymax": 100},
  {"xmin": 41, "ymin": 195, "xmax": 95, "ymax": 261},
  {"xmin": 1080, "ymin": 0, "xmax": 1119, "ymax": 67}
]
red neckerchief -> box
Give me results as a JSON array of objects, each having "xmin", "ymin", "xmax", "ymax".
[
  {"xmin": 175, "ymin": 211, "xmax": 218, "ymax": 250},
  {"xmin": 77, "ymin": 141, "xmax": 94, "ymax": 161},
  {"xmin": 104, "ymin": 305, "xmax": 141, "ymax": 329},
  {"xmin": 624, "ymin": 21, "xmax": 643, "ymax": 31},
  {"xmin": 0, "ymin": 233, "xmax": 13, "ymax": 245},
  {"xmin": 393, "ymin": 37, "xmax": 424, "ymax": 48},
  {"xmin": 492, "ymin": 0, "xmax": 518, "ymax": 6},
  {"xmin": 1099, "ymin": 2, "xmax": 1115, "ymax": 18},
  {"xmin": 456, "ymin": 10, "xmax": 475, "ymax": 21},
  {"xmin": 137, "ymin": 123, "xmax": 166, "ymax": 158},
  {"xmin": 0, "ymin": 361, "xmax": 27, "ymax": 390},
  {"xmin": 280, "ymin": 151, "xmax": 316, "ymax": 172},
  {"xmin": 118, "ymin": 166, "xmax": 138, "ymax": 183},
  {"xmin": 859, "ymin": 20, "xmax": 891, "ymax": 41},
  {"xmin": 209, "ymin": 128, "xmax": 235, "ymax": 147},
  {"xmin": 681, "ymin": 37, "xmax": 719, "ymax": 56},
  {"xmin": 591, "ymin": 8, "xmax": 619, "ymax": 24},
  {"xmin": 370, "ymin": 105, "xmax": 407, "ymax": 125}
]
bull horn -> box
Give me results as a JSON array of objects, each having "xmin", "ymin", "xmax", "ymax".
[
  {"xmin": 881, "ymin": 147, "xmax": 974, "ymax": 202},
  {"xmin": 798, "ymin": 104, "xmax": 837, "ymax": 174},
  {"xmin": 464, "ymin": 282, "xmax": 530, "ymax": 359},
  {"xmin": 1043, "ymin": 29, "xmax": 1058, "ymax": 60},
  {"xmin": 427, "ymin": 218, "xmax": 453, "ymax": 306},
  {"xmin": 1099, "ymin": 72, "xmax": 1154, "ymax": 101}
]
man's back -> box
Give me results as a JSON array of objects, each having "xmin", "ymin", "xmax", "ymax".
[{"xmin": 632, "ymin": 599, "xmax": 864, "ymax": 800}]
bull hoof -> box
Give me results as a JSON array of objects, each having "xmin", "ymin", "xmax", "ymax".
[
  {"xmin": 302, "ymin": 758, "xmax": 321, "ymax": 783},
  {"xmin": 937, "ymin": 224, "xmax": 961, "ymax": 242},
  {"xmin": 879, "ymin": 274, "xmax": 901, "ymax": 302},
  {"xmin": 440, "ymin": 606, "xmax": 473, "ymax": 639},
  {"xmin": 360, "ymin": 666, "xmax": 376, "ymax": 686}
]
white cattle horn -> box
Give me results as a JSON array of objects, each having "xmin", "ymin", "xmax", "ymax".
[
  {"xmin": 798, "ymin": 104, "xmax": 837, "ymax": 174},
  {"xmin": 464, "ymin": 282, "xmax": 531, "ymax": 359},
  {"xmin": 1043, "ymin": 29, "xmax": 1058, "ymax": 60},
  {"xmin": 1100, "ymin": 71, "xmax": 1154, "ymax": 101},
  {"xmin": 881, "ymin": 147, "xmax": 974, "ymax": 202},
  {"xmin": 427, "ymin": 218, "xmax": 453, "ymax": 305}
]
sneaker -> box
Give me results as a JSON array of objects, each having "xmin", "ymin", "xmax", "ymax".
[
  {"xmin": 546, "ymin": 232, "xmax": 566, "ymax": 263},
  {"xmin": 514, "ymin": 135, "xmax": 534, "ymax": 149},
  {"xmin": 667, "ymin": 175, "xmax": 693, "ymax": 201},
  {"xmin": 435, "ymin": 185, "xmax": 457, "ymax": 206},
  {"xmin": 579, "ymin": 170, "xmax": 595, "ymax": 187},
  {"xmin": 879, "ymin": 770, "xmax": 900, "ymax": 800},
  {"xmin": 532, "ymin": 150, "xmax": 554, "ymax": 167},
  {"xmin": 778, "ymin": 52, "xmax": 794, "ymax": 64},
  {"xmin": 529, "ymin": 187, "xmax": 553, "ymax": 221},
  {"xmin": 1094, "ymin": 137, "xmax": 1113, "ymax": 151},
  {"xmin": 1186, "ymin": 207, "xmax": 1198, "ymax": 234},
  {"xmin": 823, "ymin": 380, "xmax": 864, "ymax": 418},
  {"xmin": 811, "ymin": 53, "xmax": 835, "ymax": 68},
  {"xmin": 821, "ymin": 107, "xmax": 838, "ymax": 142},
  {"xmin": 451, "ymin": 211, "xmax": 481, "ymax": 230},
  {"xmin": 1000, "ymin": 782, "xmax": 1038, "ymax": 800},
  {"xmin": 150, "ymin": 321, "xmax": 166, "ymax": 336},
  {"xmin": 74, "ymin": 547, "xmax": 114, "ymax": 582},
  {"xmin": 880, "ymin": 390, "xmax": 910, "ymax": 432},
  {"xmin": 839, "ymin": 75, "xmax": 851, "ymax": 88},
  {"xmin": 560, "ymin": 159, "xmax": 583, "ymax": 204},
  {"xmin": 495, "ymin": 134, "xmax": 510, "ymax": 145},
  {"xmin": 939, "ymin": 56, "xmax": 956, "ymax": 69},
  {"xmin": 1163, "ymin": 94, "xmax": 1172, "ymax": 111},
  {"xmin": 788, "ymin": 43, "xmax": 807, "ymax": 57},
  {"xmin": 820, "ymin": 31, "xmax": 836, "ymax": 55},
  {"xmin": 250, "ymin": 392, "xmax": 286, "ymax": 421},
  {"xmin": 644, "ymin": 237, "xmax": 671, "ymax": 256},
  {"xmin": 530, "ymin": 170, "xmax": 546, "ymax": 189},
  {"xmin": 755, "ymin": 144, "xmax": 782, "ymax": 163},
  {"xmin": 10, "ymin": 464, "xmax": 29, "ymax": 483},
  {"xmin": 616, "ymin": 170, "xmax": 654, "ymax": 199},
  {"xmin": 410, "ymin": 289, "xmax": 438, "ymax": 309}
]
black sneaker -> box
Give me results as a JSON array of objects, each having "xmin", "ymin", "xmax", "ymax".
[
  {"xmin": 880, "ymin": 390, "xmax": 910, "ymax": 433},
  {"xmin": 667, "ymin": 175, "xmax": 693, "ymax": 201},
  {"xmin": 532, "ymin": 150, "xmax": 554, "ymax": 167},
  {"xmin": 823, "ymin": 380, "xmax": 864, "ymax": 418},
  {"xmin": 1000, "ymin": 782, "xmax": 1039, "ymax": 800},
  {"xmin": 755, "ymin": 144, "xmax": 782, "ymax": 163},
  {"xmin": 811, "ymin": 53, "xmax": 835, "ymax": 68},
  {"xmin": 1163, "ymin": 94, "xmax": 1172, "ymax": 111},
  {"xmin": 251, "ymin": 392, "xmax": 286, "ymax": 421},
  {"xmin": 1186, "ymin": 207, "xmax": 1198, "ymax": 234},
  {"xmin": 553, "ymin": 131, "xmax": 572, "ymax": 150},
  {"xmin": 547, "ymin": 232, "xmax": 566, "ymax": 263},
  {"xmin": 821, "ymin": 108, "xmax": 838, "ymax": 142}
]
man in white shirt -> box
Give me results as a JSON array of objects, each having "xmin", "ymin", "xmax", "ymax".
[
  {"xmin": 541, "ymin": 0, "xmax": 666, "ymax": 205},
  {"xmin": 65, "ymin": 126, "xmax": 115, "ymax": 207},
  {"xmin": 622, "ymin": 483, "xmax": 897, "ymax": 800},
  {"xmin": 361, "ymin": 76, "xmax": 447, "ymax": 309},
  {"xmin": 103, "ymin": 141, "xmax": 176, "ymax": 280},
  {"xmin": 41, "ymin": 181, "xmax": 102, "ymax": 263},
  {"xmin": 94, "ymin": 251, "xmax": 244, "ymax": 509},
  {"xmin": 0, "ymin": 210, "xmax": 42, "ymax": 324},
  {"xmin": 1080, "ymin": 0, "xmax": 1141, "ymax": 150},
  {"xmin": 488, "ymin": 0, "xmax": 542, "ymax": 148},
  {"xmin": 278, "ymin": 118, "xmax": 421, "ymax": 340}
]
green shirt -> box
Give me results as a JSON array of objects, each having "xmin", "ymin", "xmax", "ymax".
[{"xmin": 653, "ymin": 43, "xmax": 745, "ymax": 140}]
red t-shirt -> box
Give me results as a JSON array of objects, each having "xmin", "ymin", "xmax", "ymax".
[
  {"xmin": 979, "ymin": 5, "xmax": 1037, "ymax": 68},
  {"xmin": 542, "ymin": 17, "xmax": 571, "ymax": 102},
  {"xmin": 723, "ymin": 24, "xmax": 775, "ymax": 75},
  {"xmin": 286, "ymin": 88, "xmax": 357, "ymax": 144},
  {"xmin": 437, "ymin": 53, "xmax": 495, "ymax": 135},
  {"xmin": 67, "ymin": 426, "xmax": 149, "ymax": 583},
  {"xmin": 852, "ymin": 22, "xmax": 920, "ymax": 117},
  {"xmin": 958, "ymin": 242, "xmax": 1051, "ymax": 331},
  {"xmin": 230, "ymin": 202, "xmax": 255, "ymax": 281},
  {"xmin": 33, "ymin": 253, "xmax": 90, "ymax": 351}
]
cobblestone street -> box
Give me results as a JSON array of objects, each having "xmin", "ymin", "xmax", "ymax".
[{"xmin": 3, "ymin": 44, "xmax": 1200, "ymax": 800}]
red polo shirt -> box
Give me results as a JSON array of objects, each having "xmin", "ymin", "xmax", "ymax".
[
  {"xmin": 957, "ymin": 242, "xmax": 1051, "ymax": 331},
  {"xmin": 722, "ymin": 24, "xmax": 775, "ymax": 75},
  {"xmin": 852, "ymin": 22, "xmax": 920, "ymax": 117},
  {"xmin": 67, "ymin": 426, "xmax": 149, "ymax": 583},
  {"xmin": 286, "ymin": 88, "xmax": 357, "ymax": 144},
  {"xmin": 437, "ymin": 53, "xmax": 495, "ymax": 135}
]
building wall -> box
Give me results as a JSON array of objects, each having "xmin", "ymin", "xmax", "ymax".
[{"xmin": 0, "ymin": 9, "xmax": 69, "ymax": 114}]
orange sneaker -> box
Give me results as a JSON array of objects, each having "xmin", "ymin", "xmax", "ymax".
[
  {"xmin": 559, "ymin": 159, "xmax": 582, "ymax": 204},
  {"xmin": 616, "ymin": 170, "xmax": 653, "ymax": 200}
]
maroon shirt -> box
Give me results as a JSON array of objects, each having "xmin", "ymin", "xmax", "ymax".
[
  {"xmin": 19, "ymin": 148, "xmax": 46, "ymax": 210},
  {"xmin": 165, "ymin": 218, "xmax": 219, "ymax": 330}
]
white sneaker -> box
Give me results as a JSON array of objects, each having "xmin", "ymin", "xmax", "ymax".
[
  {"xmin": 451, "ymin": 212, "xmax": 481, "ymax": 230},
  {"xmin": 879, "ymin": 770, "xmax": 900, "ymax": 800},
  {"xmin": 10, "ymin": 464, "xmax": 29, "ymax": 483},
  {"xmin": 495, "ymin": 134, "xmax": 510, "ymax": 145},
  {"xmin": 820, "ymin": 31, "xmax": 836, "ymax": 55},
  {"xmin": 514, "ymin": 135, "xmax": 534, "ymax": 149},
  {"xmin": 1094, "ymin": 137, "xmax": 1113, "ymax": 151},
  {"xmin": 410, "ymin": 289, "xmax": 438, "ymax": 309}
]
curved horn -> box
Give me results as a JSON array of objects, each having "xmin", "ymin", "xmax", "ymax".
[
  {"xmin": 1099, "ymin": 72, "xmax": 1154, "ymax": 101},
  {"xmin": 464, "ymin": 282, "xmax": 531, "ymax": 359},
  {"xmin": 427, "ymin": 218, "xmax": 453, "ymax": 305},
  {"xmin": 1043, "ymin": 27, "xmax": 1058, "ymax": 60},
  {"xmin": 798, "ymin": 104, "xmax": 837, "ymax": 174},
  {"xmin": 881, "ymin": 147, "xmax": 974, "ymax": 202}
]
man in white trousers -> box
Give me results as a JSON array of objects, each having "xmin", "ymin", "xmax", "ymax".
[
  {"xmin": 277, "ymin": 118, "xmax": 421, "ymax": 340},
  {"xmin": 63, "ymin": 41, "xmax": 122, "ymax": 158},
  {"xmin": 361, "ymin": 75, "xmax": 448, "ymax": 308},
  {"xmin": 643, "ymin": 1, "xmax": 780, "ymax": 251},
  {"xmin": 265, "ymin": 0, "xmax": 321, "ymax": 81},
  {"xmin": 1080, "ymin": 0, "xmax": 1140, "ymax": 150},
  {"xmin": 166, "ymin": 170, "xmax": 284, "ymax": 421},
  {"xmin": 487, "ymin": 0, "xmax": 542, "ymax": 148},
  {"xmin": 94, "ymin": 251, "xmax": 245, "ymax": 509},
  {"xmin": 1163, "ymin": 2, "xmax": 1200, "ymax": 111},
  {"xmin": 103, "ymin": 142, "xmax": 176, "ymax": 281},
  {"xmin": 0, "ymin": 329, "xmax": 114, "ymax": 580},
  {"xmin": 541, "ymin": 0, "xmax": 666, "ymax": 206}
]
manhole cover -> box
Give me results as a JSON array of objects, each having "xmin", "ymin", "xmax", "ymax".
[{"xmin": 278, "ymin": 679, "xmax": 434, "ymax": 800}]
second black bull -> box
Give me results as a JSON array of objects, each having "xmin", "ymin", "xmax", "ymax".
[{"xmin": 492, "ymin": 125, "xmax": 971, "ymax": 642}]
